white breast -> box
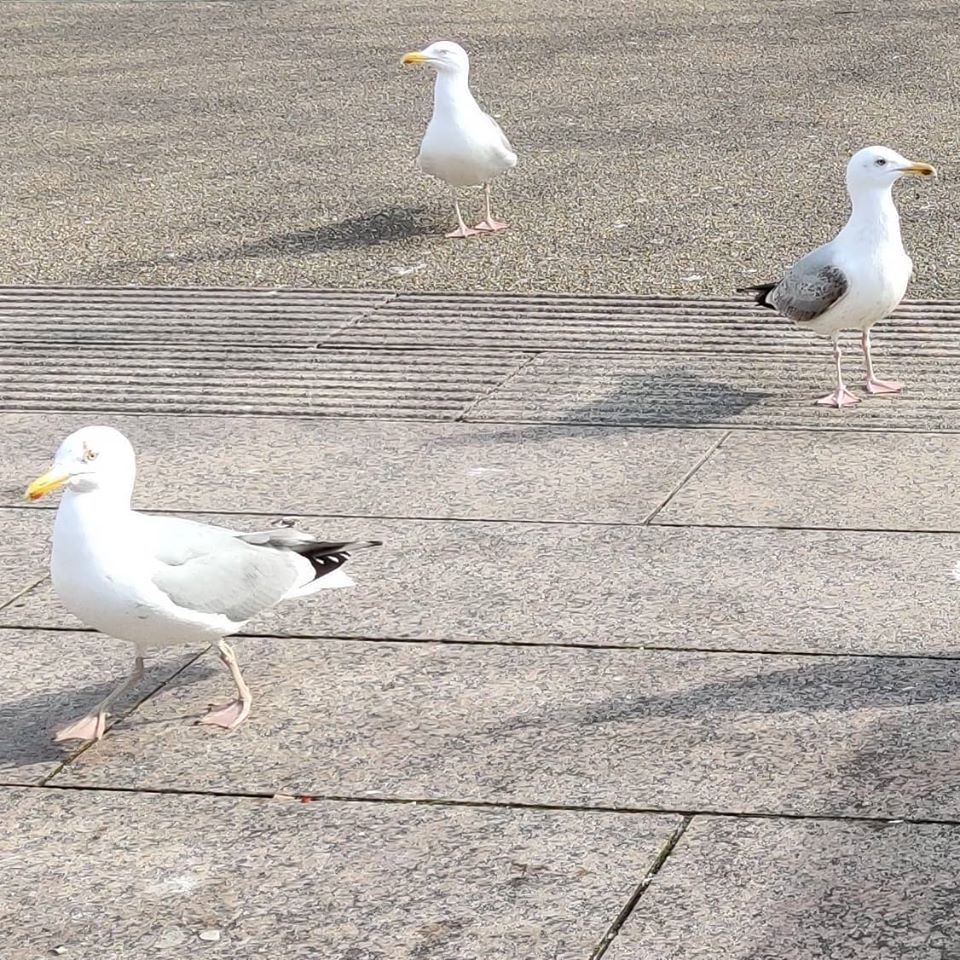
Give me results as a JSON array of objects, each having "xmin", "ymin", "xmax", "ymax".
[
  {"xmin": 51, "ymin": 499, "xmax": 229, "ymax": 650},
  {"xmin": 808, "ymin": 246, "xmax": 912, "ymax": 337},
  {"xmin": 419, "ymin": 113, "xmax": 516, "ymax": 186}
]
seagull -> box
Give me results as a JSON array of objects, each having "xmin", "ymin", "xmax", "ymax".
[
  {"xmin": 739, "ymin": 145, "xmax": 935, "ymax": 408},
  {"xmin": 402, "ymin": 40, "xmax": 517, "ymax": 239},
  {"xmin": 25, "ymin": 425, "xmax": 380, "ymax": 742}
]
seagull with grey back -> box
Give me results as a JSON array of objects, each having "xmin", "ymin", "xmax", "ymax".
[
  {"xmin": 402, "ymin": 40, "xmax": 517, "ymax": 239},
  {"xmin": 25, "ymin": 426, "xmax": 381, "ymax": 742},
  {"xmin": 740, "ymin": 145, "xmax": 936, "ymax": 407}
]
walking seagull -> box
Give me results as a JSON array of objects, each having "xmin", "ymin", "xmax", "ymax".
[
  {"xmin": 740, "ymin": 145, "xmax": 935, "ymax": 407},
  {"xmin": 26, "ymin": 425, "xmax": 380, "ymax": 742},
  {"xmin": 402, "ymin": 41, "xmax": 517, "ymax": 239}
]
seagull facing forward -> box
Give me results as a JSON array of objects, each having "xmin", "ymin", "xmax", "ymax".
[
  {"xmin": 402, "ymin": 41, "xmax": 517, "ymax": 239},
  {"xmin": 740, "ymin": 145, "xmax": 935, "ymax": 408},
  {"xmin": 26, "ymin": 426, "xmax": 380, "ymax": 742}
]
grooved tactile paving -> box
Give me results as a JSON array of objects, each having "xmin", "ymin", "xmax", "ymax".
[{"xmin": 6, "ymin": 286, "xmax": 960, "ymax": 427}]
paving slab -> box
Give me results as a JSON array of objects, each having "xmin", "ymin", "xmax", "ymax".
[
  {"xmin": 0, "ymin": 629, "xmax": 196, "ymax": 786},
  {"xmin": 51, "ymin": 638, "xmax": 960, "ymax": 820},
  {"xmin": 656, "ymin": 429, "xmax": 960, "ymax": 531},
  {"xmin": 3, "ymin": 413, "xmax": 716, "ymax": 523},
  {"xmin": 0, "ymin": 786, "xmax": 679, "ymax": 960},
  {"xmin": 6, "ymin": 510, "xmax": 960, "ymax": 657},
  {"xmin": 607, "ymin": 816, "xmax": 960, "ymax": 960}
]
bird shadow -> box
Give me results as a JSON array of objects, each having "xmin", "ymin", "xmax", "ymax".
[
  {"xmin": 435, "ymin": 370, "xmax": 769, "ymax": 448},
  {"xmin": 547, "ymin": 370, "xmax": 769, "ymax": 427},
  {"xmin": 467, "ymin": 655, "xmax": 960, "ymax": 812},
  {"xmin": 0, "ymin": 657, "xmax": 216, "ymax": 776},
  {"xmin": 122, "ymin": 205, "xmax": 443, "ymax": 270}
]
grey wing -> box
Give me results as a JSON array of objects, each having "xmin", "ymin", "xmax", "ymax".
[
  {"xmin": 144, "ymin": 516, "xmax": 304, "ymax": 623},
  {"xmin": 770, "ymin": 250, "xmax": 848, "ymax": 324}
]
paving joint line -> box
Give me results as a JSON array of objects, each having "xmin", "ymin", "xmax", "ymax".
[
  {"xmin": 3, "ymin": 406, "xmax": 959, "ymax": 437},
  {"xmin": 0, "ymin": 572, "xmax": 47, "ymax": 613},
  {"xmin": 10, "ymin": 502, "xmax": 960, "ymax": 537},
  {"xmin": 642, "ymin": 430, "xmax": 731, "ymax": 524},
  {"xmin": 313, "ymin": 293, "xmax": 399, "ymax": 347},
  {"xmin": 465, "ymin": 417, "xmax": 960, "ymax": 436},
  {"xmin": 5, "ymin": 623, "xmax": 960, "ymax": 665},
  {"xmin": 588, "ymin": 815, "xmax": 693, "ymax": 960},
  {"xmin": 456, "ymin": 350, "xmax": 542, "ymax": 422},
  {"xmin": 2, "ymin": 782, "xmax": 955, "ymax": 829}
]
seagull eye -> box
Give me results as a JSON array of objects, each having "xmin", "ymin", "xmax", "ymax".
[
  {"xmin": 875, "ymin": 158, "xmax": 887, "ymax": 167},
  {"xmin": 83, "ymin": 449, "xmax": 98, "ymax": 462}
]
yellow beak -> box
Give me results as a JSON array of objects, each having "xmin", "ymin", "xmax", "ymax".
[
  {"xmin": 900, "ymin": 161, "xmax": 936, "ymax": 178},
  {"xmin": 25, "ymin": 466, "xmax": 69, "ymax": 501},
  {"xmin": 402, "ymin": 51, "xmax": 428, "ymax": 66}
]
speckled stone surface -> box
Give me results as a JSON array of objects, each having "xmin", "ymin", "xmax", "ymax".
[
  {"xmin": 1, "ymin": 1, "xmax": 956, "ymax": 299},
  {"xmin": 0, "ymin": 508, "xmax": 49, "ymax": 608},
  {"xmin": 5, "ymin": 510, "xmax": 960, "ymax": 658},
  {"xmin": 0, "ymin": 629, "xmax": 196, "ymax": 785},
  {"xmin": 5, "ymin": 413, "xmax": 716, "ymax": 523},
  {"xmin": 51, "ymin": 639, "xmax": 960, "ymax": 820},
  {"xmin": 0, "ymin": 787, "xmax": 679, "ymax": 960},
  {"xmin": 607, "ymin": 816, "xmax": 960, "ymax": 960},
  {"xmin": 656, "ymin": 430, "xmax": 960, "ymax": 531}
]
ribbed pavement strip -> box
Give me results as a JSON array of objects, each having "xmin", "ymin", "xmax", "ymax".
[
  {"xmin": 323, "ymin": 292, "xmax": 960, "ymax": 357},
  {"xmin": 6, "ymin": 286, "xmax": 960, "ymax": 427},
  {"xmin": 0, "ymin": 286, "xmax": 390, "ymax": 348}
]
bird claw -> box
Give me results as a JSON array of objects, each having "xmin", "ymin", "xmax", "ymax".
[
  {"xmin": 444, "ymin": 226, "xmax": 480, "ymax": 239},
  {"xmin": 865, "ymin": 378, "xmax": 903, "ymax": 395},
  {"xmin": 473, "ymin": 219, "xmax": 509, "ymax": 232},
  {"xmin": 54, "ymin": 712, "xmax": 107, "ymax": 743},
  {"xmin": 815, "ymin": 387, "xmax": 860, "ymax": 408},
  {"xmin": 198, "ymin": 699, "xmax": 250, "ymax": 730}
]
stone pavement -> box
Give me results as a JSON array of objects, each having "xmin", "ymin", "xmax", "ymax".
[
  {"xmin": 2, "ymin": 287, "xmax": 960, "ymax": 958},
  {"xmin": 2, "ymin": 0, "xmax": 958, "ymax": 297}
]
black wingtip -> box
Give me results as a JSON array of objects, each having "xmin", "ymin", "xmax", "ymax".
[{"xmin": 736, "ymin": 283, "xmax": 778, "ymax": 310}]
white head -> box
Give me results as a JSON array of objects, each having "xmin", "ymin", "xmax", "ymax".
[
  {"xmin": 846, "ymin": 145, "xmax": 936, "ymax": 195},
  {"xmin": 402, "ymin": 41, "xmax": 470, "ymax": 77},
  {"xmin": 26, "ymin": 426, "xmax": 137, "ymax": 502}
]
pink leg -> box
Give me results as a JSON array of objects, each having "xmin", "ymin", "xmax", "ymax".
[
  {"xmin": 445, "ymin": 194, "xmax": 479, "ymax": 239},
  {"xmin": 861, "ymin": 330, "xmax": 903, "ymax": 395},
  {"xmin": 55, "ymin": 655, "xmax": 145, "ymax": 743},
  {"xmin": 815, "ymin": 338, "xmax": 860, "ymax": 408},
  {"xmin": 198, "ymin": 639, "xmax": 252, "ymax": 731},
  {"xmin": 474, "ymin": 183, "xmax": 509, "ymax": 232}
]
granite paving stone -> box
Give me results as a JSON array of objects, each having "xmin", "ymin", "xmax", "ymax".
[
  {"xmin": 2, "ymin": 412, "xmax": 717, "ymax": 523},
  {"xmin": 5, "ymin": 510, "xmax": 960, "ymax": 658},
  {"xmin": 52, "ymin": 638, "xmax": 960, "ymax": 820},
  {"xmin": 0, "ymin": 786, "xmax": 680, "ymax": 960},
  {"xmin": 606, "ymin": 816, "xmax": 960, "ymax": 960},
  {"xmin": 0, "ymin": 629, "xmax": 197, "ymax": 786},
  {"xmin": 655, "ymin": 429, "xmax": 960, "ymax": 531}
]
